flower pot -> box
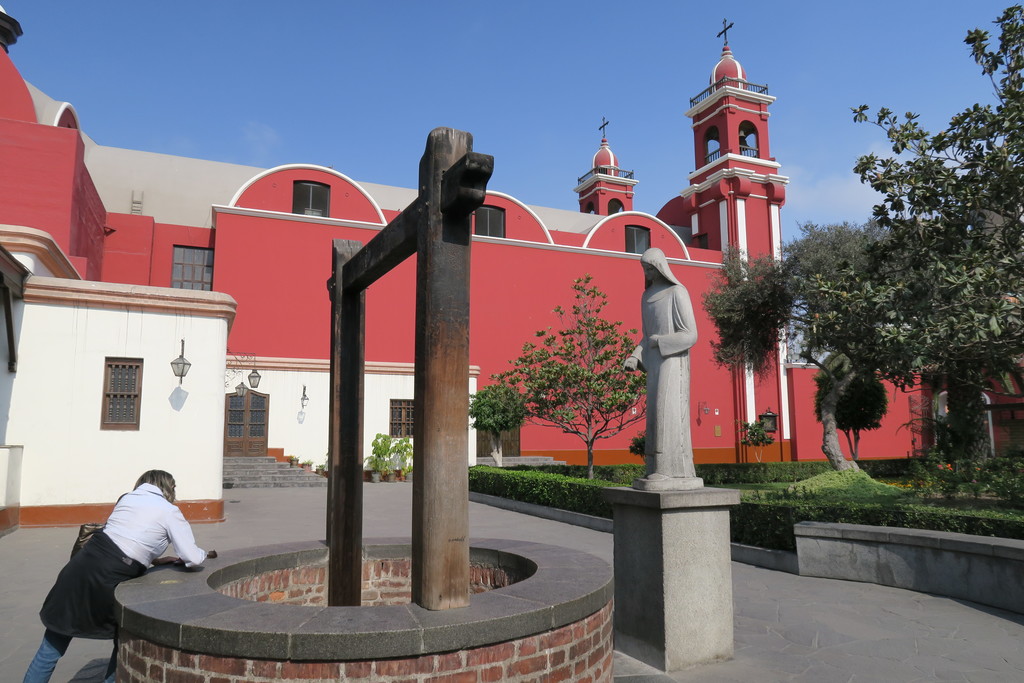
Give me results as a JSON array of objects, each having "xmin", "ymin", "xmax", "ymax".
[
  {"xmin": 370, "ymin": 471, "xmax": 381, "ymax": 483},
  {"xmin": 386, "ymin": 472, "xmax": 398, "ymax": 483}
]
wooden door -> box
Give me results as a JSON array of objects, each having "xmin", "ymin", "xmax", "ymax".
[{"xmin": 224, "ymin": 390, "xmax": 270, "ymax": 457}]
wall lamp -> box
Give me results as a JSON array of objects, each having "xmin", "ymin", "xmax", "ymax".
[
  {"xmin": 248, "ymin": 368, "xmax": 261, "ymax": 389},
  {"xmin": 759, "ymin": 408, "xmax": 779, "ymax": 433},
  {"xmin": 300, "ymin": 385, "xmax": 309, "ymax": 409},
  {"xmin": 170, "ymin": 339, "xmax": 191, "ymax": 385}
]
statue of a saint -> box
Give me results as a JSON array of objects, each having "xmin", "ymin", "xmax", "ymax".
[{"xmin": 624, "ymin": 248, "xmax": 703, "ymax": 490}]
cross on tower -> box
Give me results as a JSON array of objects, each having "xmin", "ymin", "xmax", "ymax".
[
  {"xmin": 717, "ymin": 18, "xmax": 734, "ymax": 45},
  {"xmin": 599, "ymin": 116, "xmax": 609, "ymax": 138}
]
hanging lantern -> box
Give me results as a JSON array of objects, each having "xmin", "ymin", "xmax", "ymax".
[{"xmin": 170, "ymin": 339, "xmax": 191, "ymax": 385}]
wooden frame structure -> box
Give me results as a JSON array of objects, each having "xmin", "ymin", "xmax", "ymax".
[{"xmin": 327, "ymin": 128, "xmax": 493, "ymax": 609}]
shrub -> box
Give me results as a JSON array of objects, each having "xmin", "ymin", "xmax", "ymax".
[
  {"xmin": 469, "ymin": 466, "xmax": 618, "ymax": 518},
  {"xmin": 731, "ymin": 500, "xmax": 1024, "ymax": 551}
]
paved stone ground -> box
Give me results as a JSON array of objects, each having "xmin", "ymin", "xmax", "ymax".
[{"xmin": 2, "ymin": 484, "xmax": 1024, "ymax": 682}]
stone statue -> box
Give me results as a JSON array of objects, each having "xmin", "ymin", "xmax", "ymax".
[{"xmin": 624, "ymin": 248, "xmax": 703, "ymax": 490}]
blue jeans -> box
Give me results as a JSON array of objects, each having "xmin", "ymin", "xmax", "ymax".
[{"xmin": 24, "ymin": 629, "xmax": 117, "ymax": 683}]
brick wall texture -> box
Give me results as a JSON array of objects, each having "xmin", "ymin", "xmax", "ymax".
[
  {"xmin": 117, "ymin": 600, "xmax": 613, "ymax": 682},
  {"xmin": 215, "ymin": 558, "xmax": 525, "ymax": 607}
]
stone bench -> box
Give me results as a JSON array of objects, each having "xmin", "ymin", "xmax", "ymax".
[{"xmin": 794, "ymin": 522, "xmax": 1024, "ymax": 615}]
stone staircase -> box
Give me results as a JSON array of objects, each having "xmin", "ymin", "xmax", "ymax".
[
  {"xmin": 223, "ymin": 456, "xmax": 327, "ymax": 489},
  {"xmin": 474, "ymin": 455, "xmax": 566, "ymax": 467}
]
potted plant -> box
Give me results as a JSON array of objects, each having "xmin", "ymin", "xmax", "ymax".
[
  {"xmin": 287, "ymin": 455, "xmax": 299, "ymax": 467},
  {"xmin": 367, "ymin": 433, "xmax": 394, "ymax": 483},
  {"xmin": 392, "ymin": 437, "xmax": 413, "ymax": 482},
  {"xmin": 300, "ymin": 459, "xmax": 314, "ymax": 472}
]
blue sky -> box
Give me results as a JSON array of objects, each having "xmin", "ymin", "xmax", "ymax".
[{"xmin": 5, "ymin": 1, "xmax": 1013, "ymax": 243}]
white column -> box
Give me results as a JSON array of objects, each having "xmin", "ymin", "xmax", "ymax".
[
  {"xmin": 718, "ymin": 200, "xmax": 729, "ymax": 249},
  {"xmin": 736, "ymin": 198, "xmax": 748, "ymax": 255}
]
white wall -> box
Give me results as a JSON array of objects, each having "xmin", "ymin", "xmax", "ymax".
[
  {"xmin": 4, "ymin": 283, "xmax": 231, "ymax": 506},
  {"xmin": 256, "ymin": 363, "xmax": 478, "ymax": 467},
  {"xmin": 0, "ymin": 445, "xmax": 23, "ymax": 508}
]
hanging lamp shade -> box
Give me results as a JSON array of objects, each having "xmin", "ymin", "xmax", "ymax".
[
  {"xmin": 248, "ymin": 368, "xmax": 261, "ymax": 389},
  {"xmin": 170, "ymin": 339, "xmax": 191, "ymax": 384}
]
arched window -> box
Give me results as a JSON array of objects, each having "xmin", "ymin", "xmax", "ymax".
[
  {"xmin": 739, "ymin": 121, "xmax": 758, "ymax": 157},
  {"xmin": 585, "ymin": 202, "xmax": 596, "ymax": 214},
  {"xmin": 625, "ymin": 226, "xmax": 650, "ymax": 254},
  {"xmin": 608, "ymin": 199, "xmax": 624, "ymax": 214},
  {"xmin": 292, "ymin": 181, "xmax": 330, "ymax": 217},
  {"xmin": 474, "ymin": 205, "xmax": 505, "ymax": 238},
  {"xmin": 704, "ymin": 127, "xmax": 721, "ymax": 163}
]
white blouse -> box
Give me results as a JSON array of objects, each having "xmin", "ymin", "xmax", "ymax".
[{"xmin": 103, "ymin": 483, "xmax": 208, "ymax": 567}]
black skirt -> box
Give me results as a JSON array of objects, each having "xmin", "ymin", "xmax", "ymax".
[{"xmin": 40, "ymin": 531, "xmax": 146, "ymax": 639}]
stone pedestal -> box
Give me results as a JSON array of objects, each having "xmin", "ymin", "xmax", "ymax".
[{"xmin": 603, "ymin": 486, "xmax": 740, "ymax": 672}]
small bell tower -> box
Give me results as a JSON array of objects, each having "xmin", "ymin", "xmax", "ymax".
[
  {"xmin": 574, "ymin": 119, "xmax": 638, "ymax": 215},
  {"xmin": 658, "ymin": 25, "xmax": 787, "ymax": 257}
]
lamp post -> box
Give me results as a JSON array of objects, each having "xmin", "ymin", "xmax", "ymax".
[{"xmin": 170, "ymin": 339, "xmax": 191, "ymax": 385}]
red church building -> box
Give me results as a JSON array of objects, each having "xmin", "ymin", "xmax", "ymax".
[{"xmin": 0, "ymin": 4, "xmax": 933, "ymax": 506}]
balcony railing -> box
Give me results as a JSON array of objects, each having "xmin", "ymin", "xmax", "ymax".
[
  {"xmin": 740, "ymin": 146, "xmax": 759, "ymax": 158},
  {"xmin": 704, "ymin": 149, "xmax": 722, "ymax": 164},
  {"xmin": 690, "ymin": 77, "xmax": 769, "ymax": 107},
  {"xmin": 577, "ymin": 166, "xmax": 636, "ymax": 185}
]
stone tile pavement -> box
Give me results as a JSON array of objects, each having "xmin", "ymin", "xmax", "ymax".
[{"xmin": 2, "ymin": 484, "xmax": 1023, "ymax": 682}]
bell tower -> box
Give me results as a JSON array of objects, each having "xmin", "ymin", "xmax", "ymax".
[
  {"xmin": 575, "ymin": 120, "xmax": 638, "ymax": 215},
  {"xmin": 656, "ymin": 27, "xmax": 793, "ymax": 459},
  {"xmin": 657, "ymin": 36, "xmax": 787, "ymax": 258}
]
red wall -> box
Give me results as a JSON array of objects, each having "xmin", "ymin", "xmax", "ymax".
[
  {"xmin": 0, "ymin": 118, "xmax": 106, "ymax": 277},
  {"xmin": 787, "ymin": 367, "xmax": 918, "ymax": 461}
]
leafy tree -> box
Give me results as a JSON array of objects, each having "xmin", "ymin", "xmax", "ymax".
[
  {"xmin": 738, "ymin": 420, "xmax": 775, "ymax": 463},
  {"xmin": 704, "ymin": 223, "xmax": 883, "ymax": 471},
  {"xmin": 813, "ymin": 357, "xmax": 888, "ymax": 460},
  {"xmin": 851, "ymin": 5, "xmax": 1024, "ymax": 457},
  {"xmin": 498, "ymin": 275, "xmax": 646, "ymax": 479},
  {"xmin": 469, "ymin": 384, "xmax": 526, "ymax": 467}
]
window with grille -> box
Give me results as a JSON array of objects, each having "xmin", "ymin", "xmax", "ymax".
[
  {"xmin": 390, "ymin": 399, "xmax": 414, "ymax": 438},
  {"xmin": 171, "ymin": 246, "xmax": 214, "ymax": 290},
  {"xmin": 625, "ymin": 225, "xmax": 651, "ymax": 254},
  {"xmin": 292, "ymin": 181, "xmax": 331, "ymax": 217},
  {"xmin": 473, "ymin": 205, "xmax": 505, "ymax": 238},
  {"xmin": 101, "ymin": 358, "xmax": 143, "ymax": 430}
]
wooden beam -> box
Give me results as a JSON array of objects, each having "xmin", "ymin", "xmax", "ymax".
[
  {"xmin": 327, "ymin": 239, "xmax": 365, "ymax": 606},
  {"xmin": 412, "ymin": 128, "xmax": 480, "ymax": 610},
  {"xmin": 342, "ymin": 201, "xmax": 422, "ymax": 292}
]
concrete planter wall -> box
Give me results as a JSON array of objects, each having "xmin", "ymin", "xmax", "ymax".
[
  {"xmin": 795, "ymin": 522, "xmax": 1024, "ymax": 615},
  {"xmin": 114, "ymin": 538, "xmax": 613, "ymax": 682}
]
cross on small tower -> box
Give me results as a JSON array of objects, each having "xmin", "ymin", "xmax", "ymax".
[
  {"xmin": 598, "ymin": 116, "xmax": 609, "ymax": 138},
  {"xmin": 717, "ymin": 18, "xmax": 734, "ymax": 45}
]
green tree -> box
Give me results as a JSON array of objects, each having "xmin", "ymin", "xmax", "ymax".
[
  {"xmin": 469, "ymin": 384, "xmax": 526, "ymax": 467},
  {"xmin": 851, "ymin": 5, "xmax": 1024, "ymax": 458},
  {"xmin": 498, "ymin": 274, "xmax": 646, "ymax": 479},
  {"xmin": 703, "ymin": 222, "xmax": 884, "ymax": 471},
  {"xmin": 738, "ymin": 420, "xmax": 775, "ymax": 463},
  {"xmin": 813, "ymin": 357, "xmax": 888, "ymax": 461}
]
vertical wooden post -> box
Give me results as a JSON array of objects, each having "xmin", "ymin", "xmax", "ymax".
[
  {"xmin": 412, "ymin": 129, "xmax": 473, "ymax": 609},
  {"xmin": 328, "ymin": 239, "xmax": 365, "ymax": 606}
]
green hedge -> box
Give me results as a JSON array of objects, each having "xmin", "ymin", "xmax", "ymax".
[
  {"xmin": 472, "ymin": 465, "xmax": 1024, "ymax": 551},
  {"xmin": 731, "ymin": 500, "xmax": 1024, "ymax": 551},
  {"xmin": 508, "ymin": 459, "xmax": 917, "ymax": 485},
  {"xmin": 504, "ymin": 464, "xmax": 644, "ymax": 485},
  {"xmin": 469, "ymin": 466, "xmax": 618, "ymax": 518}
]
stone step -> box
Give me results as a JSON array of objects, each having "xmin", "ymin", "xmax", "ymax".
[{"xmin": 223, "ymin": 456, "xmax": 328, "ymax": 489}]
